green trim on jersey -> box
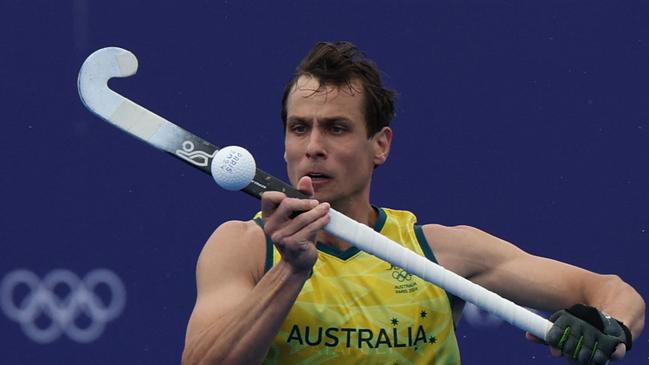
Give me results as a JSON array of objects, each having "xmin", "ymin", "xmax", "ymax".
[
  {"xmin": 415, "ymin": 224, "xmax": 463, "ymax": 322},
  {"xmin": 253, "ymin": 217, "xmax": 274, "ymax": 273},
  {"xmin": 313, "ymin": 208, "xmax": 387, "ymax": 260},
  {"xmin": 414, "ymin": 224, "xmax": 437, "ymax": 264}
]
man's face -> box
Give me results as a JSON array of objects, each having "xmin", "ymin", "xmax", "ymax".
[{"xmin": 284, "ymin": 75, "xmax": 390, "ymax": 205}]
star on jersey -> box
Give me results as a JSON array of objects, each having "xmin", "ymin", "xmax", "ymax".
[
  {"xmin": 391, "ymin": 318, "xmax": 399, "ymax": 326},
  {"xmin": 420, "ymin": 311, "xmax": 427, "ymax": 318}
]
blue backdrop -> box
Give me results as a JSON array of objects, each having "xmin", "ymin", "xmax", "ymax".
[{"xmin": 1, "ymin": 1, "xmax": 646, "ymax": 364}]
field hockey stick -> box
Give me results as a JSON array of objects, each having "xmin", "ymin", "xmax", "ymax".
[{"xmin": 78, "ymin": 47, "xmax": 553, "ymax": 341}]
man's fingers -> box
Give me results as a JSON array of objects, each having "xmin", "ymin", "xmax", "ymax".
[
  {"xmin": 549, "ymin": 346, "xmax": 562, "ymax": 357},
  {"xmin": 611, "ymin": 342, "xmax": 626, "ymax": 360},
  {"xmin": 297, "ymin": 176, "xmax": 314, "ymax": 197},
  {"xmin": 299, "ymin": 206, "xmax": 331, "ymax": 234},
  {"xmin": 261, "ymin": 192, "xmax": 318, "ymax": 220},
  {"xmin": 262, "ymin": 176, "xmax": 315, "ymax": 220},
  {"xmin": 525, "ymin": 332, "xmax": 544, "ymax": 344},
  {"xmin": 270, "ymin": 203, "xmax": 330, "ymax": 243},
  {"xmin": 261, "ymin": 191, "xmax": 287, "ymax": 218},
  {"xmin": 275, "ymin": 198, "xmax": 319, "ymax": 220}
]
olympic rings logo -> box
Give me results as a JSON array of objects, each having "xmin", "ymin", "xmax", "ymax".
[
  {"xmin": 1, "ymin": 269, "xmax": 126, "ymax": 343},
  {"xmin": 391, "ymin": 270, "xmax": 412, "ymax": 282}
]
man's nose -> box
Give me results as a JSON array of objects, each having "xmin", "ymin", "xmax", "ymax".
[{"xmin": 305, "ymin": 129, "xmax": 326, "ymax": 159}]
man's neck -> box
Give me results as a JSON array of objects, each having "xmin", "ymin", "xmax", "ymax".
[{"xmin": 317, "ymin": 200, "xmax": 377, "ymax": 252}]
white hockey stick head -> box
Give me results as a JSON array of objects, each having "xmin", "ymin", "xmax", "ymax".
[
  {"xmin": 78, "ymin": 47, "xmax": 138, "ymax": 120},
  {"xmin": 78, "ymin": 47, "xmax": 183, "ymax": 150}
]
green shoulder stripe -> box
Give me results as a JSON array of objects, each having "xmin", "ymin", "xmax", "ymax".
[
  {"xmin": 253, "ymin": 218, "xmax": 274, "ymax": 273},
  {"xmin": 414, "ymin": 224, "xmax": 463, "ymax": 311},
  {"xmin": 415, "ymin": 224, "xmax": 437, "ymax": 263},
  {"xmin": 374, "ymin": 206, "xmax": 387, "ymax": 232}
]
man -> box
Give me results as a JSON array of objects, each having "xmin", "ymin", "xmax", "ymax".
[{"xmin": 182, "ymin": 42, "xmax": 644, "ymax": 364}]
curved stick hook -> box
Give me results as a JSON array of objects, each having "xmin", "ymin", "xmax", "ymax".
[
  {"xmin": 77, "ymin": 47, "xmax": 183, "ymax": 149},
  {"xmin": 78, "ymin": 47, "xmax": 139, "ymax": 120}
]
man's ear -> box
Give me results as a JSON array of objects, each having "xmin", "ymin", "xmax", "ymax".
[
  {"xmin": 283, "ymin": 151, "xmax": 287, "ymax": 162},
  {"xmin": 372, "ymin": 127, "xmax": 392, "ymax": 166}
]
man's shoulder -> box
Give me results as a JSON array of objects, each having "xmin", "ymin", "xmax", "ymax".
[
  {"xmin": 216, "ymin": 219, "xmax": 264, "ymax": 235},
  {"xmin": 213, "ymin": 218, "xmax": 265, "ymax": 240},
  {"xmin": 201, "ymin": 220, "xmax": 266, "ymax": 259},
  {"xmin": 420, "ymin": 223, "xmax": 492, "ymax": 250},
  {"xmin": 419, "ymin": 223, "xmax": 511, "ymax": 277},
  {"xmin": 377, "ymin": 206, "xmax": 417, "ymax": 226},
  {"xmin": 420, "ymin": 223, "xmax": 480, "ymax": 238},
  {"xmin": 419, "ymin": 224, "xmax": 486, "ymax": 270},
  {"xmin": 197, "ymin": 219, "xmax": 268, "ymax": 281}
]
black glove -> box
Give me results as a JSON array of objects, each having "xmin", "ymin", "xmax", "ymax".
[{"xmin": 547, "ymin": 304, "xmax": 632, "ymax": 365}]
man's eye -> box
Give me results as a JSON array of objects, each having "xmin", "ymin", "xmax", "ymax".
[
  {"xmin": 330, "ymin": 126, "xmax": 346, "ymax": 134},
  {"xmin": 291, "ymin": 125, "xmax": 307, "ymax": 134}
]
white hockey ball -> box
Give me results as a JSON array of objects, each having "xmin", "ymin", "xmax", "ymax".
[{"xmin": 211, "ymin": 146, "xmax": 256, "ymax": 191}]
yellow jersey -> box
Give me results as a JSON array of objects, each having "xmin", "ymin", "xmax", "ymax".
[{"xmin": 254, "ymin": 207, "xmax": 461, "ymax": 364}]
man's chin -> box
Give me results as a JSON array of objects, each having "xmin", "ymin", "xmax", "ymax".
[{"xmin": 311, "ymin": 190, "xmax": 334, "ymax": 203}]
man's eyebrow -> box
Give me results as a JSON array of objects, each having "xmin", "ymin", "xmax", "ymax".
[
  {"xmin": 320, "ymin": 116, "xmax": 353, "ymax": 124},
  {"xmin": 286, "ymin": 116, "xmax": 352, "ymax": 124},
  {"xmin": 286, "ymin": 116, "xmax": 309, "ymax": 124}
]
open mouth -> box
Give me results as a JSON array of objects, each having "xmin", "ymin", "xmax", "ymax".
[{"xmin": 306, "ymin": 172, "xmax": 332, "ymax": 181}]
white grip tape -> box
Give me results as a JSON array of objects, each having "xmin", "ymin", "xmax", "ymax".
[{"xmin": 324, "ymin": 209, "xmax": 553, "ymax": 340}]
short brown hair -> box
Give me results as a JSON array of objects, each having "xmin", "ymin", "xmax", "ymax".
[{"xmin": 281, "ymin": 41, "xmax": 397, "ymax": 137}]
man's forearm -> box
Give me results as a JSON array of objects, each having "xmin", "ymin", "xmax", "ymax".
[{"xmin": 183, "ymin": 261, "xmax": 308, "ymax": 365}]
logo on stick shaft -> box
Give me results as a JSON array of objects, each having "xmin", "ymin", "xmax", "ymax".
[{"xmin": 175, "ymin": 140, "xmax": 216, "ymax": 167}]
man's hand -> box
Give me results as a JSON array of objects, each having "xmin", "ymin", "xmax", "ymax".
[
  {"xmin": 528, "ymin": 304, "xmax": 632, "ymax": 364},
  {"xmin": 261, "ymin": 176, "xmax": 330, "ymax": 274}
]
